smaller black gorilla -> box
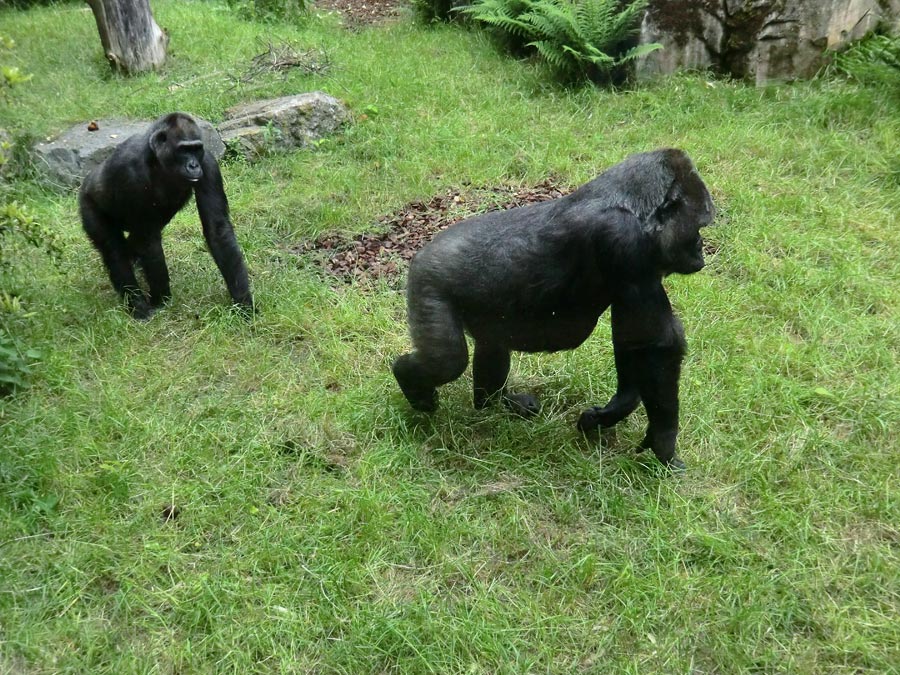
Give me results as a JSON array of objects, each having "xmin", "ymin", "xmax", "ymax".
[
  {"xmin": 79, "ymin": 112, "xmax": 253, "ymax": 319},
  {"xmin": 393, "ymin": 148, "xmax": 715, "ymax": 469}
]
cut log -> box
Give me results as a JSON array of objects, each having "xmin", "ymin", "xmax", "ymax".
[{"xmin": 85, "ymin": 0, "xmax": 168, "ymax": 75}]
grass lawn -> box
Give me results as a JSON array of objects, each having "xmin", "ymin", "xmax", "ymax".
[{"xmin": 1, "ymin": 2, "xmax": 898, "ymax": 673}]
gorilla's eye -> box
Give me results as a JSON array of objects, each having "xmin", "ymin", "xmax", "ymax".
[{"xmin": 656, "ymin": 198, "xmax": 681, "ymax": 220}]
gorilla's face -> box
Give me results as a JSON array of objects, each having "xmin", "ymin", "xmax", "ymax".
[{"xmin": 654, "ymin": 169, "xmax": 715, "ymax": 276}]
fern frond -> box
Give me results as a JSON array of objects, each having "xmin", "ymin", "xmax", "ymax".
[
  {"xmin": 460, "ymin": 0, "xmax": 539, "ymax": 40},
  {"xmin": 617, "ymin": 41, "xmax": 663, "ymax": 64},
  {"xmin": 575, "ymin": 0, "xmax": 617, "ymax": 44},
  {"xmin": 522, "ymin": 1, "xmax": 580, "ymax": 46},
  {"xmin": 529, "ymin": 39, "xmax": 572, "ymax": 71},
  {"xmin": 562, "ymin": 43, "xmax": 614, "ymax": 66},
  {"xmin": 466, "ymin": 0, "xmax": 656, "ymax": 84},
  {"xmin": 608, "ymin": 0, "xmax": 649, "ymax": 44}
]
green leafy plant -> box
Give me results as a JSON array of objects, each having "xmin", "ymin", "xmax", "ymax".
[
  {"xmin": 0, "ymin": 324, "xmax": 39, "ymax": 396},
  {"xmin": 0, "ymin": 202, "xmax": 54, "ymax": 397},
  {"xmin": 458, "ymin": 0, "xmax": 542, "ymax": 46},
  {"xmin": 1, "ymin": 35, "xmax": 32, "ymax": 95},
  {"xmin": 0, "ymin": 40, "xmax": 57, "ymax": 266},
  {"xmin": 0, "ymin": 36, "xmax": 50, "ymax": 396},
  {"xmin": 826, "ymin": 33, "xmax": 900, "ymax": 91},
  {"xmin": 460, "ymin": 0, "xmax": 660, "ymax": 83},
  {"xmin": 0, "ymin": 202, "xmax": 57, "ymax": 396},
  {"xmin": 0, "ymin": 201, "xmax": 61, "ymax": 268},
  {"xmin": 1, "ymin": 64, "xmax": 32, "ymax": 91}
]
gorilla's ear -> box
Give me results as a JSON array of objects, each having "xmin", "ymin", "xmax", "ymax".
[
  {"xmin": 149, "ymin": 128, "xmax": 168, "ymax": 155},
  {"xmin": 654, "ymin": 178, "xmax": 682, "ymax": 218}
]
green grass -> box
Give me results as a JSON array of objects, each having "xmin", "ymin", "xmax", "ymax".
[{"xmin": 2, "ymin": 2, "xmax": 899, "ymax": 673}]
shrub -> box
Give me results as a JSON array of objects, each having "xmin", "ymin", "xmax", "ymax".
[{"xmin": 460, "ymin": 0, "xmax": 660, "ymax": 84}]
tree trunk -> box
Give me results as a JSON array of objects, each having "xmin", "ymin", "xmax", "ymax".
[{"xmin": 85, "ymin": 0, "xmax": 168, "ymax": 75}]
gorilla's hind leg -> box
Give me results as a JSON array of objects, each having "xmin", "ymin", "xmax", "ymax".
[
  {"xmin": 473, "ymin": 342, "xmax": 539, "ymax": 417},
  {"xmin": 129, "ymin": 232, "xmax": 171, "ymax": 308},
  {"xmin": 393, "ymin": 298, "xmax": 468, "ymax": 413},
  {"xmin": 81, "ymin": 201, "xmax": 151, "ymax": 319}
]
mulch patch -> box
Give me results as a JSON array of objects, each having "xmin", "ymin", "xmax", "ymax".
[
  {"xmin": 296, "ymin": 180, "xmax": 572, "ymax": 283},
  {"xmin": 314, "ymin": 0, "xmax": 408, "ymax": 27}
]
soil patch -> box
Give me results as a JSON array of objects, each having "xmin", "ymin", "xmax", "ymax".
[
  {"xmin": 296, "ymin": 180, "xmax": 571, "ymax": 283},
  {"xmin": 315, "ymin": 0, "xmax": 408, "ymax": 27}
]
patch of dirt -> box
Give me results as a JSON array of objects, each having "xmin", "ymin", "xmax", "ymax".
[
  {"xmin": 314, "ymin": 0, "xmax": 408, "ymax": 27},
  {"xmin": 296, "ymin": 180, "xmax": 571, "ymax": 283}
]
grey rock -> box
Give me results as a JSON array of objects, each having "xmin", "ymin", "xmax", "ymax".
[
  {"xmin": 218, "ymin": 91, "xmax": 349, "ymax": 160},
  {"xmin": 32, "ymin": 116, "xmax": 223, "ymax": 190},
  {"xmin": 636, "ymin": 0, "xmax": 900, "ymax": 84},
  {"xmin": 31, "ymin": 93, "xmax": 348, "ymax": 189}
]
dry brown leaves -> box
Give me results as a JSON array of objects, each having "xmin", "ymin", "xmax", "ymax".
[
  {"xmin": 314, "ymin": 0, "xmax": 406, "ymax": 27},
  {"xmin": 296, "ymin": 180, "xmax": 571, "ymax": 284}
]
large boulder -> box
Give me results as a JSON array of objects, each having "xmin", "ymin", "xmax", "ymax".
[
  {"xmin": 31, "ymin": 93, "xmax": 349, "ymax": 190},
  {"xmin": 32, "ymin": 117, "xmax": 223, "ymax": 189},
  {"xmin": 637, "ymin": 0, "xmax": 900, "ymax": 84},
  {"xmin": 218, "ymin": 91, "xmax": 350, "ymax": 160}
]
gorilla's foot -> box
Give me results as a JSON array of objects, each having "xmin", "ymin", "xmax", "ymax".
[
  {"xmin": 637, "ymin": 435, "xmax": 686, "ymax": 472},
  {"xmin": 128, "ymin": 297, "xmax": 155, "ymax": 321},
  {"xmin": 503, "ymin": 392, "xmax": 540, "ymax": 418},
  {"xmin": 665, "ymin": 455, "xmax": 687, "ymax": 471},
  {"xmin": 392, "ymin": 357, "xmax": 438, "ymax": 413},
  {"xmin": 577, "ymin": 407, "xmax": 604, "ymax": 433}
]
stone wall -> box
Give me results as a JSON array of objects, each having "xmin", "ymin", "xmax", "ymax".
[{"xmin": 636, "ymin": 0, "xmax": 900, "ymax": 84}]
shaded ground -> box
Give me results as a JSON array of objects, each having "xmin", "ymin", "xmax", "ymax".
[
  {"xmin": 314, "ymin": 0, "xmax": 408, "ymax": 26},
  {"xmin": 298, "ymin": 180, "xmax": 571, "ymax": 282}
]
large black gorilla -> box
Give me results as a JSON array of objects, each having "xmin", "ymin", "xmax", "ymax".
[
  {"xmin": 393, "ymin": 149, "xmax": 715, "ymax": 469},
  {"xmin": 79, "ymin": 112, "xmax": 253, "ymax": 319}
]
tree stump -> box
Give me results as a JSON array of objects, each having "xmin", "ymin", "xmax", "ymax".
[{"xmin": 86, "ymin": 0, "xmax": 168, "ymax": 75}]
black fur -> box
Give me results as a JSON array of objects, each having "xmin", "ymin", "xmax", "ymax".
[
  {"xmin": 79, "ymin": 112, "xmax": 253, "ymax": 319},
  {"xmin": 392, "ymin": 148, "xmax": 715, "ymax": 469}
]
